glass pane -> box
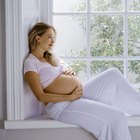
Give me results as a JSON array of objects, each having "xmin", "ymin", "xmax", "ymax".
[
  {"xmin": 90, "ymin": 60, "xmax": 123, "ymax": 76},
  {"xmin": 63, "ymin": 59, "xmax": 88, "ymax": 82},
  {"xmin": 90, "ymin": 15, "xmax": 124, "ymax": 56},
  {"xmin": 53, "ymin": 0, "xmax": 87, "ymax": 13},
  {"xmin": 128, "ymin": 60, "xmax": 140, "ymax": 92},
  {"xmin": 53, "ymin": 15, "xmax": 87, "ymax": 57},
  {"xmin": 128, "ymin": 16, "xmax": 140, "ymax": 56},
  {"xmin": 128, "ymin": 0, "xmax": 140, "ymax": 11},
  {"xmin": 90, "ymin": 0, "xmax": 123, "ymax": 11}
]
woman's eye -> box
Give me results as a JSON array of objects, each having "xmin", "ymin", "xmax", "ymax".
[
  {"xmin": 48, "ymin": 36, "xmax": 55, "ymax": 41},
  {"xmin": 48, "ymin": 36, "xmax": 52, "ymax": 39}
]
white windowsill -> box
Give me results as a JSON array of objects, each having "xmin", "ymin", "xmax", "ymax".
[
  {"xmin": 4, "ymin": 115, "xmax": 78, "ymax": 130},
  {"xmin": 4, "ymin": 115, "xmax": 140, "ymax": 130}
]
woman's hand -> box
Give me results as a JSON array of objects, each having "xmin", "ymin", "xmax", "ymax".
[
  {"xmin": 62, "ymin": 68, "xmax": 75, "ymax": 76},
  {"xmin": 70, "ymin": 85, "xmax": 83, "ymax": 101}
]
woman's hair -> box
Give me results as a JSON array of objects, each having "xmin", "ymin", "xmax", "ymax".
[{"xmin": 28, "ymin": 22, "xmax": 58, "ymax": 66}]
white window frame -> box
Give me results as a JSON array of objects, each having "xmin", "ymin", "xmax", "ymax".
[
  {"xmin": 4, "ymin": 0, "xmax": 140, "ymax": 129},
  {"xmin": 50, "ymin": 0, "xmax": 140, "ymax": 81},
  {"xmin": 5, "ymin": 0, "xmax": 23, "ymax": 121}
]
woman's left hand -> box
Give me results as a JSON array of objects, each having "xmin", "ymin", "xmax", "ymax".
[{"xmin": 62, "ymin": 68, "xmax": 75, "ymax": 76}]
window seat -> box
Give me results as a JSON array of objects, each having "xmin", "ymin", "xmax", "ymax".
[
  {"xmin": 4, "ymin": 115, "xmax": 140, "ymax": 130},
  {"xmin": 4, "ymin": 115, "xmax": 140, "ymax": 140}
]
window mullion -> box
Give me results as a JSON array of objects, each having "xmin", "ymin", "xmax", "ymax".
[
  {"xmin": 124, "ymin": 0, "xmax": 128, "ymax": 77},
  {"xmin": 86, "ymin": 0, "xmax": 91, "ymax": 79},
  {"xmin": 47, "ymin": 0, "xmax": 53, "ymax": 24}
]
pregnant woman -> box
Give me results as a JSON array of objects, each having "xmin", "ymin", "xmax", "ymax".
[{"xmin": 24, "ymin": 22, "xmax": 140, "ymax": 140}]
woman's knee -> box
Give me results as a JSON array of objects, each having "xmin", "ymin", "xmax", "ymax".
[
  {"xmin": 104, "ymin": 68, "xmax": 123, "ymax": 79},
  {"xmin": 107, "ymin": 68, "xmax": 122, "ymax": 74}
]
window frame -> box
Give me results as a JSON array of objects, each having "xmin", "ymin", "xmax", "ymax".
[
  {"xmin": 50, "ymin": 0, "xmax": 140, "ymax": 83},
  {"xmin": 5, "ymin": 0, "xmax": 23, "ymax": 121}
]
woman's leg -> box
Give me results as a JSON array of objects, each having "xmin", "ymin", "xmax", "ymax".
[
  {"xmin": 83, "ymin": 68, "xmax": 140, "ymax": 115},
  {"xmin": 52, "ymin": 98, "xmax": 131, "ymax": 140}
]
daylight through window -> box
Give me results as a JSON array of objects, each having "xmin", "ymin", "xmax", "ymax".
[{"xmin": 50, "ymin": 0, "xmax": 140, "ymax": 91}]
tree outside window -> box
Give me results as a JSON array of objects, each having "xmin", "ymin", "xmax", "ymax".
[{"xmin": 52, "ymin": 0, "xmax": 140, "ymax": 91}]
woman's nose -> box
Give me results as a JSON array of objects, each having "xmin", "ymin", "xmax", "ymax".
[
  {"xmin": 52, "ymin": 36, "xmax": 56, "ymax": 43},
  {"xmin": 51, "ymin": 38, "xmax": 55, "ymax": 43}
]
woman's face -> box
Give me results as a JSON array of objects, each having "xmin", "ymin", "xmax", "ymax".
[{"xmin": 36, "ymin": 28, "xmax": 56, "ymax": 52}]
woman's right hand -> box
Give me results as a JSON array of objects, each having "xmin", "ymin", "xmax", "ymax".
[{"xmin": 70, "ymin": 85, "xmax": 83, "ymax": 101}]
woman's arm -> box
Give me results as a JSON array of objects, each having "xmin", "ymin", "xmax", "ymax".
[
  {"xmin": 24, "ymin": 71, "xmax": 82, "ymax": 104},
  {"xmin": 40, "ymin": 86, "xmax": 82, "ymax": 103}
]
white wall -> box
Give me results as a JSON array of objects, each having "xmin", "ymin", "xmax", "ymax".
[
  {"xmin": 0, "ymin": 0, "xmax": 6, "ymax": 124},
  {"xmin": 22, "ymin": 0, "xmax": 43, "ymax": 120}
]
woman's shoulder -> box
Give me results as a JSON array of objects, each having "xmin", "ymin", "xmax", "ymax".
[
  {"xmin": 24, "ymin": 54, "xmax": 41, "ymax": 68},
  {"xmin": 23, "ymin": 54, "xmax": 39, "ymax": 74},
  {"xmin": 24, "ymin": 54, "xmax": 38, "ymax": 62}
]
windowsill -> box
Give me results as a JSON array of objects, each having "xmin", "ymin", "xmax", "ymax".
[
  {"xmin": 4, "ymin": 114, "xmax": 78, "ymax": 130},
  {"xmin": 4, "ymin": 115, "xmax": 140, "ymax": 130}
]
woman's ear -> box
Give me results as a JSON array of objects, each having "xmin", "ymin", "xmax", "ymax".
[{"xmin": 35, "ymin": 35, "xmax": 41, "ymax": 42}]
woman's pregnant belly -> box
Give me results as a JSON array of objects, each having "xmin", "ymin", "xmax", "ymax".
[{"xmin": 43, "ymin": 74, "xmax": 79, "ymax": 95}]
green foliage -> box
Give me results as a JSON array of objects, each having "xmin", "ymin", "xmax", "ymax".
[
  {"xmin": 128, "ymin": 15, "xmax": 140, "ymax": 56},
  {"xmin": 90, "ymin": 61, "xmax": 123, "ymax": 74},
  {"xmin": 68, "ymin": 48, "xmax": 87, "ymax": 57},
  {"xmin": 90, "ymin": 0, "xmax": 122, "ymax": 11},
  {"xmin": 128, "ymin": 60, "xmax": 140, "ymax": 91},
  {"xmin": 129, "ymin": 0, "xmax": 140, "ymax": 11},
  {"xmin": 68, "ymin": 60, "xmax": 87, "ymax": 75},
  {"xmin": 90, "ymin": 16, "xmax": 123, "ymax": 56},
  {"xmin": 128, "ymin": 61, "xmax": 140, "ymax": 82},
  {"xmin": 66, "ymin": 0, "xmax": 140, "ymax": 90}
]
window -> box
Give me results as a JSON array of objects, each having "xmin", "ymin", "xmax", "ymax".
[{"xmin": 49, "ymin": 0, "xmax": 140, "ymax": 92}]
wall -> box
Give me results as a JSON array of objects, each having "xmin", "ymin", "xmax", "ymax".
[
  {"xmin": 22, "ymin": 0, "xmax": 43, "ymax": 120},
  {"xmin": 0, "ymin": 0, "xmax": 6, "ymax": 126}
]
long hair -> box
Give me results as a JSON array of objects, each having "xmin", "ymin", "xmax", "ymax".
[{"xmin": 28, "ymin": 22, "xmax": 58, "ymax": 66}]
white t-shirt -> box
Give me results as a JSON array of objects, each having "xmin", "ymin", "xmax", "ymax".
[
  {"xmin": 23, "ymin": 54, "xmax": 71, "ymax": 119},
  {"xmin": 24, "ymin": 54, "xmax": 64, "ymax": 89}
]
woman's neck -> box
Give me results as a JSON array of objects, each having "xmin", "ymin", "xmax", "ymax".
[
  {"xmin": 31, "ymin": 52, "xmax": 48, "ymax": 62},
  {"xmin": 31, "ymin": 49, "xmax": 45, "ymax": 59}
]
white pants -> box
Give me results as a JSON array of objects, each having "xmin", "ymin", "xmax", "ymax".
[{"xmin": 47, "ymin": 68, "xmax": 140, "ymax": 140}]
